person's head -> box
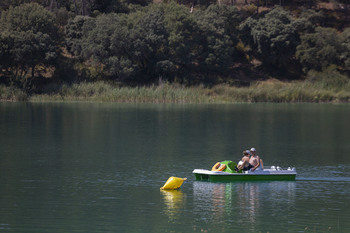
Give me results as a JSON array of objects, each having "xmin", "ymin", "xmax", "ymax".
[
  {"xmin": 250, "ymin": 148, "xmax": 256, "ymax": 155},
  {"xmin": 243, "ymin": 150, "xmax": 249, "ymax": 156}
]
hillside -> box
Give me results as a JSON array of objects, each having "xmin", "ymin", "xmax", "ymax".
[{"xmin": 0, "ymin": 0, "xmax": 350, "ymax": 101}]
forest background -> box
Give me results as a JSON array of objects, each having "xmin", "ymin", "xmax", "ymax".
[{"xmin": 1, "ymin": 0, "xmax": 350, "ymax": 103}]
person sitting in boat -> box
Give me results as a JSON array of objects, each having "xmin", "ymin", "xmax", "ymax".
[
  {"xmin": 249, "ymin": 147, "xmax": 263, "ymax": 171},
  {"xmin": 235, "ymin": 150, "xmax": 251, "ymax": 171}
]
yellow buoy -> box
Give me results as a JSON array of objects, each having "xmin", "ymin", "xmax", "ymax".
[{"xmin": 160, "ymin": 176, "xmax": 187, "ymax": 190}]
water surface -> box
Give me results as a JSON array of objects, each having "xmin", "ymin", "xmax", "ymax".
[{"xmin": 1, "ymin": 103, "xmax": 350, "ymax": 232}]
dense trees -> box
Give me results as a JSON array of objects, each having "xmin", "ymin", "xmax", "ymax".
[
  {"xmin": 296, "ymin": 27, "xmax": 345, "ymax": 72},
  {"xmin": 195, "ymin": 5, "xmax": 241, "ymax": 73},
  {"xmin": 240, "ymin": 7, "xmax": 301, "ymax": 71},
  {"xmin": 0, "ymin": 3, "xmax": 58, "ymax": 88},
  {"xmin": 0, "ymin": 1, "xmax": 350, "ymax": 89},
  {"xmin": 66, "ymin": 3, "xmax": 242, "ymax": 84},
  {"xmin": 341, "ymin": 28, "xmax": 350, "ymax": 71}
]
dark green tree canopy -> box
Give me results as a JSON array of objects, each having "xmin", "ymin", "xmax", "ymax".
[
  {"xmin": 296, "ymin": 27, "xmax": 345, "ymax": 72},
  {"xmin": 240, "ymin": 7, "xmax": 300, "ymax": 70},
  {"xmin": 342, "ymin": 28, "xmax": 350, "ymax": 71},
  {"xmin": 0, "ymin": 2, "xmax": 57, "ymax": 37},
  {"xmin": 194, "ymin": 5, "xmax": 241, "ymax": 72},
  {"xmin": 2, "ymin": 1, "xmax": 350, "ymax": 89},
  {"xmin": 0, "ymin": 3, "xmax": 58, "ymax": 85}
]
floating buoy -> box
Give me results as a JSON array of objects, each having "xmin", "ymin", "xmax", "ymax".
[{"xmin": 160, "ymin": 176, "xmax": 187, "ymax": 190}]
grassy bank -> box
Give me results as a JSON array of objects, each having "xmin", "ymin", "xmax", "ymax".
[
  {"xmin": 1, "ymin": 79, "xmax": 350, "ymax": 103},
  {"xmin": 0, "ymin": 85, "xmax": 28, "ymax": 102}
]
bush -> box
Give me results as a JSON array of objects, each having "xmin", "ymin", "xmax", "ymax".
[
  {"xmin": 296, "ymin": 27, "xmax": 344, "ymax": 72},
  {"xmin": 0, "ymin": 85, "xmax": 28, "ymax": 101},
  {"xmin": 306, "ymin": 66, "xmax": 350, "ymax": 92}
]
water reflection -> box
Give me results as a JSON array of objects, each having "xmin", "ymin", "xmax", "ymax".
[
  {"xmin": 193, "ymin": 181, "xmax": 296, "ymax": 230},
  {"xmin": 160, "ymin": 190, "xmax": 186, "ymax": 221}
]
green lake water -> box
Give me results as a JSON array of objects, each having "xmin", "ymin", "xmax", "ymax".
[{"xmin": 1, "ymin": 102, "xmax": 350, "ymax": 232}]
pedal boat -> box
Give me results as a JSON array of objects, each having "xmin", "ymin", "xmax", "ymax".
[{"xmin": 193, "ymin": 162, "xmax": 296, "ymax": 182}]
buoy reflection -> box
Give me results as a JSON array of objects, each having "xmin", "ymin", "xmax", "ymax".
[{"xmin": 160, "ymin": 189, "xmax": 186, "ymax": 221}]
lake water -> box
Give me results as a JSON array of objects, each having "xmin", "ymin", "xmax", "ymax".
[{"xmin": 1, "ymin": 103, "xmax": 350, "ymax": 233}]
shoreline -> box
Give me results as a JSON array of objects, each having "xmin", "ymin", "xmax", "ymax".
[{"xmin": 1, "ymin": 80, "xmax": 350, "ymax": 104}]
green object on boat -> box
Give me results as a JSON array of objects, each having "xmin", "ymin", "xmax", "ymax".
[{"xmin": 219, "ymin": 160, "xmax": 238, "ymax": 173}]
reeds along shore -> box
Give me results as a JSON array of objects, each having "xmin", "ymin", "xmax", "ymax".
[{"xmin": 1, "ymin": 79, "xmax": 350, "ymax": 103}]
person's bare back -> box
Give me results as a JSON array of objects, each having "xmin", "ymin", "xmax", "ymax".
[{"xmin": 237, "ymin": 151, "xmax": 250, "ymax": 170}]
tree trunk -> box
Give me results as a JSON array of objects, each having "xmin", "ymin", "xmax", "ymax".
[
  {"xmin": 73, "ymin": 0, "xmax": 78, "ymax": 15},
  {"xmin": 49, "ymin": 0, "xmax": 56, "ymax": 12},
  {"xmin": 82, "ymin": 0, "xmax": 86, "ymax": 16},
  {"xmin": 31, "ymin": 65, "xmax": 35, "ymax": 79}
]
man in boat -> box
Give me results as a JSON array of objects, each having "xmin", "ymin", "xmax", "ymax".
[
  {"xmin": 249, "ymin": 148, "xmax": 262, "ymax": 172},
  {"xmin": 235, "ymin": 150, "xmax": 251, "ymax": 171}
]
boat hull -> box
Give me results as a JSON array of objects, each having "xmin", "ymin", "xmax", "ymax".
[{"xmin": 193, "ymin": 168, "xmax": 296, "ymax": 182}]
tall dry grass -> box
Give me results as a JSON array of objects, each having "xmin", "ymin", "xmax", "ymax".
[
  {"xmin": 0, "ymin": 85, "xmax": 28, "ymax": 101},
  {"xmin": 2, "ymin": 79, "xmax": 350, "ymax": 103}
]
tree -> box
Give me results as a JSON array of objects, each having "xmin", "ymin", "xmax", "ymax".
[
  {"xmin": 73, "ymin": 3, "xmax": 187, "ymax": 83},
  {"xmin": 194, "ymin": 5, "xmax": 241, "ymax": 74},
  {"xmin": 65, "ymin": 3, "xmax": 245, "ymax": 84},
  {"xmin": 296, "ymin": 27, "xmax": 345, "ymax": 72},
  {"xmin": 80, "ymin": 13, "xmax": 138, "ymax": 80},
  {"xmin": 0, "ymin": 3, "xmax": 58, "ymax": 88},
  {"xmin": 239, "ymin": 7, "xmax": 301, "ymax": 72},
  {"xmin": 342, "ymin": 27, "xmax": 350, "ymax": 72},
  {"xmin": 162, "ymin": 2, "xmax": 202, "ymax": 82},
  {"xmin": 65, "ymin": 15, "xmax": 94, "ymax": 57},
  {"xmin": 88, "ymin": 0, "xmax": 152, "ymax": 14}
]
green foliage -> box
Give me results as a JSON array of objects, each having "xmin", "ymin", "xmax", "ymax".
[
  {"xmin": 78, "ymin": 13, "xmax": 139, "ymax": 81},
  {"xmin": 0, "ymin": 3, "xmax": 59, "ymax": 89},
  {"xmin": 0, "ymin": 3, "xmax": 57, "ymax": 37},
  {"xmin": 65, "ymin": 15, "xmax": 94, "ymax": 57},
  {"xmin": 296, "ymin": 27, "xmax": 345, "ymax": 72},
  {"xmin": 0, "ymin": 0, "xmax": 46, "ymax": 10},
  {"xmin": 239, "ymin": 7, "xmax": 300, "ymax": 71},
  {"xmin": 194, "ymin": 5, "xmax": 241, "ymax": 73},
  {"xmin": 163, "ymin": 3, "xmax": 201, "ymax": 75},
  {"xmin": 90, "ymin": 0, "xmax": 152, "ymax": 14},
  {"xmin": 295, "ymin": 9, "xmax": 325, "ymax": 33},
  {"xmin": 67, "ymin": 3, "xmax": 244, "ymax": 84},
  {"xmin": 29, "ymin": 81, "xmax": 212, "ymax": 103},
  {"xmin": 55, "ymin": 7, "xmax": 75, "ymax": 27},
  {"xmin": 26, "ymin": 80, "xmax": 350, "ymax": 103},
  {"xmin": 2, "ymin": 1, "xmax": 349, "ymax": 91},
  {"xmin": 0, "ymin": 84, "xmax": 28, "ymax": 101},
  {"xmin": 306, "ymin": 65, "xmax": 350, "ymax": 92},
  {"xmin": 341, "ymin": 27, "xmax": 350, "ymax": 72}
]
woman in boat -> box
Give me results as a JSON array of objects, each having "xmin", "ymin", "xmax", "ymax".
[{"xmin": 236, "ymin": 150, "xmax": 251, "ymax": 171}]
